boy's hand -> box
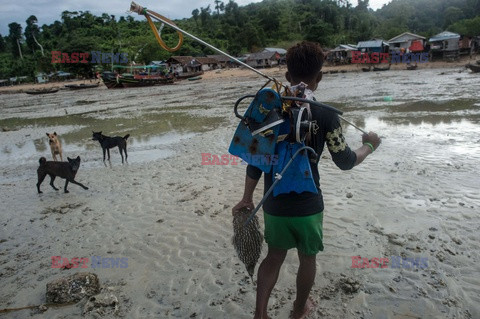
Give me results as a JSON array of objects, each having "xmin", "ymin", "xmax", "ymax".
[
  {"xmin": 362, "ymin": 132, "xmax": 381, "ymax": 151},
  {"xmin": 232, "ymin": 199, "xmax": 254, "ymax": 216}
]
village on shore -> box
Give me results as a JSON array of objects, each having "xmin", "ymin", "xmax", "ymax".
[{"xmin": 1, "ymin": 29, "xmax": 479, "ymax": 94}]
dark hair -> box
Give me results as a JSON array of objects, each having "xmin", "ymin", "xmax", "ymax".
[{"xmin": 286, "ymin": 41, "xmax": 324, "ymax": 81}]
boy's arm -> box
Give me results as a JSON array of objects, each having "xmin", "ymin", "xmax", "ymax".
[
  {"xmin": 354, "ymin": 132, "xmax": 381, "ymax": 166},
  {"xmin": 232, "ymin": 165, "xmax": 262, "ymax": 215},
  {"xmin": 325, "ymin": 112, "xmax": 381, "ymax": 169}
]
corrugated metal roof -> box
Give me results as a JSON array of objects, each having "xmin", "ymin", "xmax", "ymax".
[
  {"xmin": 331, "ymin": 44, "xmax": 357, "ymax": 51},
  {"xmin": 246, "ymin": 51, "xmax": 278, "ymax": 60},
  {"xmin": 263, "ymin": 47, "xmax": 287, "ymax": 54},
  {"xmin": 388, "ymin": 32, "xmax": 425, "ymax": 43},
  {"xmin": 207, "ymin": 55, "xmax": 231, "ymax": 62},
  {"xmin": 357, "ymin": 40, "xmax": 389, "ymax": 48},
  {"xmin": 429, "ymin": 31, "xmax": 460, "ymax": 42}
]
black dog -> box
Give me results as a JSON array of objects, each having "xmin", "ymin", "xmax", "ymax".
[
  {"xmin": 37, "ymin": 156, "xmax": 88, "ymax": 193},
  {"xmin": 92, "ymin": 131, "xmax": 130, "ymax": 163}
]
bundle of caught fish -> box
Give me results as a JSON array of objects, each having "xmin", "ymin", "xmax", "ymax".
[{"xmin": 232, "ymin": 207, "xmax": 263, "ymax": 279}]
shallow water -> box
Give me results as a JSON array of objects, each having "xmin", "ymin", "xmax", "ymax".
[
  {"xmin": 0, "ymin": 81, "xmax": 227, "ymax": 172},
  {"xmin": 0, "ymin": 67, "xmax": 479, "ymax": 173}
]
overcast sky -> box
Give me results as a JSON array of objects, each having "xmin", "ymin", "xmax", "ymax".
[{"xmin": 0, "ymin": 0, "xmax": 391, "ymax": 37}]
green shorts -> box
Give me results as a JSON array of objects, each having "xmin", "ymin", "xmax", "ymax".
[{"xmin": 264, "ymin": 212, "xmax": 324, "ymax": 256}]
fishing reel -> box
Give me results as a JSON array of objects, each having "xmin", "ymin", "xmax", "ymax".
[
  {"xmin": 230, "ymin": 88, "xmax": 342, "ymax": 173},
  {"xmin": 233, "ymin": 91, "xmax": 319, "ymax": 144},
  {"xmin": 287, "ymin": 105, "xmax": 314, "ymax": 143}
]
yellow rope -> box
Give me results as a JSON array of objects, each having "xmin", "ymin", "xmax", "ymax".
[{"xmin": 145, "ymin": 11, "xmax": 183, "ymax": 52}]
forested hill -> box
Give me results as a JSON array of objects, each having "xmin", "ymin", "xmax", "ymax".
[{"xmin": 1, "ymin": 0, "xmax": 479, "ymax": 79}]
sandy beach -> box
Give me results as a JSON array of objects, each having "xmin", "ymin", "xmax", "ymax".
[{"xmin": 0, "ymin": 63, "xmax": 479, "ymax": 318}]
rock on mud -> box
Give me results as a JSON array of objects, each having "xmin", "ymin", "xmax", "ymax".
[
  {"xmin": 83, "ymin": 292, "xmax": 119, "ymax": 316},
  {"xmin": 339, "ymin": 277, "xmax": 361, "ymax": 294},
  {"xmin": 46, "ymin": 272, "xmax": 100, "ymax": 304}
]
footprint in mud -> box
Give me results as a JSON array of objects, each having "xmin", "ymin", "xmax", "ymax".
[{"xmin": 41, "ymin": 203, "xmax": 84, "ymax": 215}]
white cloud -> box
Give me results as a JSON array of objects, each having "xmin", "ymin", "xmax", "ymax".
[{"xmin": 368, "ymin": 0, "xmax": 391, "ymax": 10}]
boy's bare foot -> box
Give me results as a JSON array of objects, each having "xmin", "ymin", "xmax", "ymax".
[{"xmin": 290, "ymin": 298, "xmax": 315, "ymax": 319}]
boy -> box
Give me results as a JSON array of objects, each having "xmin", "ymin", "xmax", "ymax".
[{"xmin": 232, "ymin": 41, "xmax": 381, "ymax": 319}]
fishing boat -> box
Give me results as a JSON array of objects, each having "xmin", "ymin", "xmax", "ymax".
[
  {"xmin": 466, "ymin": 63, "xmax": 480, "ymax": 73},
  {"xmin": 101, "ymin": 71, "xmax": 123, "ymax": 89},
  {"xmin": 175, "ymin": 71, "xmax": 204, "ymax": 80},
  {"xmin": 25, "ymin": 88, "xmax": 59, "ymax": 95},
  {"xmin": 101, "ymin": 65, "xmax": 175, "ymax": 89},
  {"xmin": 121, "ymin": 73, "xmax": 174, "ymax": 87},
  {"xmin": 373, "ymin": 64, "xmax": 391, "ymax": 71},
  {"xmin": 187, "ymin": 76, "xmax": 202, "ymax": 81},
  {"xmin": 406, "ymin": 64, "xmax": 418, "ymax": 70},
  {"xmin": 361, "ymin": 66, "xmax": 371, "ymax": 72},
  {"xmin": 65, "ymin": 83, "xmax": 100, "ymax": 90}
]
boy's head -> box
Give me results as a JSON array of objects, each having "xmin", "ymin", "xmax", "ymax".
[{"xmin": 285, "ymin": 41, "xmax": 324, "ymax": 89}]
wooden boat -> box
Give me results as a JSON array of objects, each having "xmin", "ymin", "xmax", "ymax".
[
  {"xmin": 187, "ymin": 76, "xmax": 202, "ymax": 81},
  {"xmin": 120, "ymin": 73, "xmax": 158, "ymax": 87},
  {"xmin": 175, "ymin": 71, "xmax": 204, "ymax": 80},
  {"xmin": 361, "ymin": 66, "xmax": 371, "ymax": 72},
  {"xmin": 65, "ymin": 83, "xmax": 100, "ymax": 90},
  {"xmin": 466, "ymin": 64, "xmax": 480, "ymax": 73},
  {"xmin": 373, "ymin": 64, "xmax": 391, "ymax": 71},
  {"xmin": 406, "ymin": 64, "xmax": 418, "ymax": 70},
  {"xmin": 101, "ymin": 71, "xmax": 123, "ymax": 89},
  {"xmin": 25, "ymin": 88, "xmax": 59, "ymax": 95},
  {"xmin": 121, "ymin": 73, "xmax": 175, "ymax": 87},
  {"xmin": 101, "ymin": 71, "xmax": 174, "ymax": 89}
]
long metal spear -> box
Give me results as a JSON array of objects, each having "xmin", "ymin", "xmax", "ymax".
[{"xmin": 129, "ymin": 1, "xmax": 369, "ymax": 135}]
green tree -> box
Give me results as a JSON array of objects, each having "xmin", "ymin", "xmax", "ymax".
[
  {"xmin": 449, "ymin": 15, "xmax": 480, "ymax": 35},
  {"xmin": 25, "ymin": 15, "xmax": 45, "ymax": 56},
  {"xmin": 443, "ymin": 6, "xmax": 464, "ymax": 28},
  {"xmin": 8, "ymin": 23, "xmax": 23, "ymax": 59},
  {"xmin": 304, "ymin": 20, "xmax": 335, "ymax": 46},
  {"xmin": 214, "ymin": 0, "xmax": 225, "ymax": 15},
  {"xmin": 200, "ymin": 5, "xmax": 212, "ymax": 27},
  {"xmin": 192, "ymin": 9, "xmax": 200, "ymax": 26},
  {"xmin": 0, "ymin": 34, "xmax": 6, "ymax": 52}
]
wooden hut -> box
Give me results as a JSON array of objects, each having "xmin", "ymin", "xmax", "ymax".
[
  {"xmin": 195, "ymin": 57, "xmax": 219, "ymax": 71},
  {"xmin": 166, "ymin": 56, "xmax": 203, "ymax": 75},
  {"xmin": 429, "ymin": 31, "xmax": 460, "ymax": 61},
  {"xmin": 388, "ymin": 32, "xmax": 426, "ymax": 53},
  {"xmin": 245, "ymin": 51, "xmax": 280, "ymax": 68},
  {"xmin": 356, "ymin": 39, "xmax": 390, "ymax": 54}
]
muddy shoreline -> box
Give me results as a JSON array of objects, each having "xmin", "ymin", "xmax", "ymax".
[{"xmin": 0, "ymin": 64, "xmax": 479, "ymax": 318}]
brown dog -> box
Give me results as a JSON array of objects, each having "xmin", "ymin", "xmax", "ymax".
[
  {"xmin": 46, "ymin": 132, "xmax": 63, "ymax": 161},
  {"xmin": 37, "ymin": 156, "xmax": 88, "ymax": 193}
]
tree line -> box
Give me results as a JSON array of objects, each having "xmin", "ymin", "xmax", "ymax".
[{"xmin": 0, "ymin": 0, "xmax": 479, "ymax": 80}]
